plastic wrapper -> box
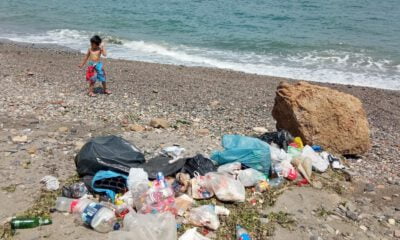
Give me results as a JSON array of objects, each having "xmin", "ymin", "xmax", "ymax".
[
  {"xmin": 175, "ymin": 194, "xmax": 194, "ymax": 216},
  {"xmin": 204, "ymin": 172, "xmax": 245, "ymax": 202},
  {"xmin": 237, "ymin": 168, "xmax": 266, "ymax": 187},
  {"xmin": 188, "ymin": 205, "xmax": 220, "ymax": 230}
]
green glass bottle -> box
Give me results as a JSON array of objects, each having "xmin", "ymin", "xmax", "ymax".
[{"xmin": 10, "ymin": 217, "xmax": 52, "ymax": 229}]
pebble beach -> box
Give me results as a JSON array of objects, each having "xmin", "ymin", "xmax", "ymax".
[{"xmin": 1, "ymin": 41, "xmax": 400, "ymax": 239}]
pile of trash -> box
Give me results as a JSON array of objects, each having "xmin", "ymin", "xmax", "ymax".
[{"xmin": 10, "ymin": 132, "xmax": 346, "ymax": 239}]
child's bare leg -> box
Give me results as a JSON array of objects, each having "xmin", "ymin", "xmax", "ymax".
[
  {"xmin": 88, "ymin": 82, "xmax": 95, "ymax": 96},
  {"xmin": 102, "ymin": 82, "xmax": 111, "ymax": 94}
]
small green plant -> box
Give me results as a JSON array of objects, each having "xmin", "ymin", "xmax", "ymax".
[{"xmin": 1, "ymin": 184, "xmax": 17, "ymax": 193}]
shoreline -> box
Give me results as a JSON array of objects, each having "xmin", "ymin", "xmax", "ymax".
[{"xmin": 1, "ymin": 38, "xmax": 398, "ymax": 92}]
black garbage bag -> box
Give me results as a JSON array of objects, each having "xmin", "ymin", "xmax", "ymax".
[
  {"xmin": 143, "ymin": 155, "xmax": 187, "ymax": 180},
  {"xmin": 75, "ymin": 135, "xmax": 145, "ymax": 176},
  {"xmin": 181, "ymin": 154, "xmax": 217, "ymax": 178},
  {"xmin": 259, "ymin": 130, "xmax": 293, "ymax": 151}
]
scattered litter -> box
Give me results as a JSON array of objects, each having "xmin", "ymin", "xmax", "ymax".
[
  {"xmin": 211, "ymin": 135, "xmax": 271, "ymax": 176},
  {"xmin": 204, "ymin": 172, "xmax": 245, "ymax": 202},
  {"xmin": 217, "ymin": 162, "xmax": 241, "ymax": 176},
  {"xmin": 302, "ymin": 145, "xmax": 329, "ymax": 172},
  {"xmin": 188, "ymin": 205, "xmax": 220, "ymax": 230},
  {"xmin": 181, "ymin": 154, "xmax": 217, "ymax": 178},
  {"xmin": 62, "ymin": 182, "xmax": 88, "ymax": 199},
  {"xmin": 160, "ymin": 146, "xmax": 186, "ymax": 163},
  {"xmin": 40, "ymin": 175, "xmax": 60, "ymax": 191},
  {"xmin": 237, "ymin": 168, "xmax": 266, "ymax": 187}
]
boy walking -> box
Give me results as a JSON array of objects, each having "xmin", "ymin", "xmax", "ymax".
[{"xmin": 79, "ymin": 35, "xmax": 111, "ymax": 96}]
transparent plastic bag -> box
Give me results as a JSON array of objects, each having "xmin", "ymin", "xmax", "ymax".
[
  {"xmin": 217, "ymin": 162, "xmax": 241, "ymax": 176},
  {"xmin": 188, "ymin": 205, "xmax": 220, "ymax": 230},
  {"xmin": 237, "ymin": 168, "xmax": 266, "ymax": 187},
  {"xmin": 109, "ymin": 212, "xmax": 177, "ymax": 240},
  {"xmin": 302, "ymin": 145, "xmax": 329, "ymax": 172},
  {"xmin": 190, "ymin": 174, "xmax": 214, "ymax": 200},
  {"xmin": 179, "ymin": 228, "xmax": 211, "ymax": 240},
  {"xmin": 204, "ymin": 172, "xmax": 245, "ymax": 202}
]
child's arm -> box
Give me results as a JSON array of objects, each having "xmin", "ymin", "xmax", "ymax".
[
  {"xmin": 100, "ymin": 43, "xmax": 107, "ymax": 57},
  {"xmin": 79, "ymin": 49, "xmax": 90, "ymax": 68}
]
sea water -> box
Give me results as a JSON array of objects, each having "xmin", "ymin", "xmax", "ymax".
[{"xmin": 0, "ymin": 0, "xmax": 399, "ymax": 89}]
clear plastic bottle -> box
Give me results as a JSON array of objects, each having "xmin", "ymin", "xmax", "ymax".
[
  {"xmin": 71, "ymin": 198, "xmax": 93, "ymax": 214},
  {"xmin": 268, "ymin": 177, "xmax": 285, "ymax": 188},
  {"xmin": 81, "ymin": 202, "xmax": 117, "ymax": 233},
  {"xmin": 55, "ymin": 197, "xmax": 76, "ymax": 212},
  {"xmin": 236, "ymin": 225, "xmax": 251, "ymax": 240}
]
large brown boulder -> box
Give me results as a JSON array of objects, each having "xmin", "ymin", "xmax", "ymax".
[{"xmin": 272, "ymin": 81, "xmax": 371, "ymax": 155}]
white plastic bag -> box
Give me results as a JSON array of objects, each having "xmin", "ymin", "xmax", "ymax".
[
  {"xmin": 161, "ymin": 146, "xmax": 186, "ymax": 163},
  {"xmin": 204, "ymin": 172, "xmax": 245, "ymax": 202},
  {"xmin": 40, "ymin": 175, "xmax": 60, "ymax": 191},
  {"xmin": 302, "ymin": 145, "xmax": 329, "ymax": 172},
  {"xmin": 217, "ymin": 162, "xmax": 241, "ymax": 175},
  {"xmin": 237, "ymin": 168, "xmax": 266, "ymax": 187},
  {"xmin": 190, "ymin": 175, "xmax": 214, "ymax": 199},
  {"xmin": 109, "ymin": 212, "xmax": 177, "ymax": 240},
  {"xmin": 188, "ymin": 205, "xmax": 220, "ymax": 230},
  {"xmin": 179, "ymin": 228, "xmax": 211, "ymax": 240}
]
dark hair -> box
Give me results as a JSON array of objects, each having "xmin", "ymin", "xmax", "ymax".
[{"xmin": 90, "ymin": 35, "xmax": 102, "ymax": 46}]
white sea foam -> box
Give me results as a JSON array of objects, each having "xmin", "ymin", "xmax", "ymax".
[{"xmin": 3, "ymin": 29, "xmax": 399, "ymax": 90}]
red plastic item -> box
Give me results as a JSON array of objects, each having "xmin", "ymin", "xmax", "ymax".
[
  {"xmin": 297, "ymin": 179, "xmax": 310, "ymax": 187},
  {"xmin": 286, "ymin": 168, "xmax": 298, "ymax": 181}
]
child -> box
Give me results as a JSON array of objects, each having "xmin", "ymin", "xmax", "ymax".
[{"xmin": 79, "ymin": 35, "xmax": 111, "ymax": 96}]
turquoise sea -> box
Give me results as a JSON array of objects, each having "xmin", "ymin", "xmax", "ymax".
[{"xmin": 0, "ymin": 0, "xmax": 399, "ymax": 89}]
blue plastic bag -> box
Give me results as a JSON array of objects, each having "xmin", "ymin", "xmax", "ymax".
[
  {"xmin": 91, "ymin": 170, "xmax": 128, "ymax": 201},
  {"xmin": 211, "ymin": 135, "xmax": 271, "ymax": 176}
]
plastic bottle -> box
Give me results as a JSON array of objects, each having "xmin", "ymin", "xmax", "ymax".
[
  {"xmin": 268, "ymin": 177, "xmax": 285, "ymax": 188},
  {"xmin": 71, "ymin": 198, "xmax": 93, "ymax": 214},
  {"xmin": 236, "ymin": 225, "xmax": 251, "ymax": 240},
  {"xmin": 55, "ymin": 197, "xmax": 76, "ymax": 212},
  {"xmin": 81, "ymin": 202, "xmax": 117, "ymax": 233},
  {"xmin": 10, "ymin": 217, "xmax": 52, "ymax": 229}
]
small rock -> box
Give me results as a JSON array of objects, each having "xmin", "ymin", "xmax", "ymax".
[
  {"xmin": 313, "ymin": 181, "xmax": 323, "ymax": 189},
  {"xmin": 323, "ymin": 224, "xmax": 335, "ymax": 234},
  {"xmin": 346, "ymin": 202, "xmax": 357, "ymax": 212},
  {"xmin": 210, "ymin": 100, "xmax": 220, "ymax": 107},
  {"xmin": 27, "ymin": 72, "xmax": 34, "ymax": 76},
  {"xmin": 27, "ymin": 146, "xmax": 37, "ymax": 155},
  {"xmin": 364, "ymin": 183, "xmax": 375, "ymax": 192},
  {"xmin": 346, "ymin": 210, "xmax": 358, "ymax": 221},
  {"xmin": 12, "ymin": 135, "xmax": 28, "ymax": 143},
  {"xmin": 150, "ymin": 118, "xmax": 169, "ymax": 129},
  {"xmin": 394, "ymin": 230, "xmax": 400, "ymax": 238},
  {"xmin": 376, "ymin": 184, "xmax": 385, "ymax": 189},
  {"xmin": 393, "ymin": 194, "xmax": 399, "ymax": 198},
  {"xmin": 74, "ymin": 141, "xmax": 85, "ymax": 151},
  {"xmin": 129, "ymin": 124, "xmax": 145, "ymax": 132},
  {"xmin": 58, "ymin": 127, "xmax": 69, "ymax": 133},
  {"xmin": 383, "ymin": 196, "xmax": 392, "ymax": 201},
  {"xmin": 253, "ymin": 127, "xmax": 268, "ymax": 133},
  {"xmin": 388, "ymin": 218, "xmax": 396, "ymax": 225},
  {"xmin": 197, "ymin": 128, "xmax": 210, "ymax": 136},
  {"xmin": 395, "ymin": 207, "xmax": 400, "ymax": 211},
  {"xmin": 259, "ymin": 218, "xmax": 270, "ymax": 224},
  {"xmin": 359, "ymin": 225, "xmax": 368, "ymax": 231}
]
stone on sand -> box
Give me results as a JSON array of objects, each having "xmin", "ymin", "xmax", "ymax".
[
  {"xmin": 150, "ymin": 118, "xmax": 170, "ymax": 129},
  {"xmin": 129, "ymin": 124, "xmax": 145, "ymax": 132},
  {"xmin": 58, "ymin": 127, "xmax": 69, "ymax": 133},
  {"xmin": 272, "ymin": 81, "xmax": 371, "ymax": 155},
  {"xmin": 253, "ymin": 127, "xmax": 268, "ymax": 133},
  {"xmin": 197, "ymin": 128, "xmax": 210, "ymax": 136},
  {"xmin": 12, "ymin": 135, "xmax": 28, "ymax": 143}
]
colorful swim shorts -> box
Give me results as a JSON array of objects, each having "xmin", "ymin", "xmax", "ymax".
[{"xmin": 86, "ymin": 61, "xmax": 106, "ymax": 83}]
